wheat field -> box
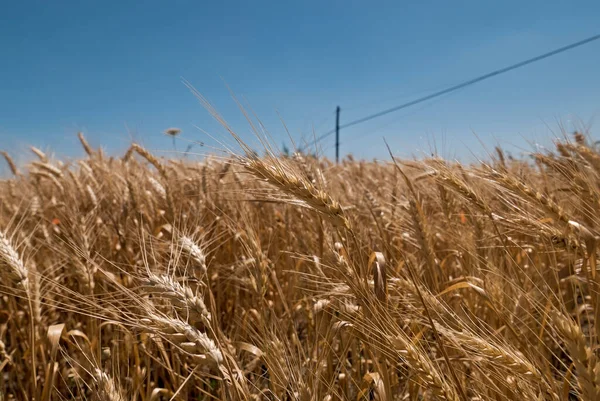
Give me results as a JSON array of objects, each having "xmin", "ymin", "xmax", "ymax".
[{"xmin": 0, "ymin": 126, "xmax": 599, "ymax": 400}]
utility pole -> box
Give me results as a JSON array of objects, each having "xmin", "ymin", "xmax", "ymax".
[{"xmin": 335, "ymin": 106, "xmax": 340, "ymax": 163}]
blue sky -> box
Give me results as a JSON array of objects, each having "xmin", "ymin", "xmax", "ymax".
[{"xmin": 1, "ymin": 1, "xmax": 599, "ymax": 169}]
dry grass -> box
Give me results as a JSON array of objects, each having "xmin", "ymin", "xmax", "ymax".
[{"xmin": 1, "ymin": 127, "xmax": 600, "ymax": 401}]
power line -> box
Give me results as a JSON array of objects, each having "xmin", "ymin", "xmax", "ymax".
[
  {"xmin": 300, "ymin": 33, "xmax": 600, "ymax": 152},
  {"xmin": 341, "ymin": 80, "xmax": 459, "ymax": 112},
  {"xmin": 327, "ymin": 86, "xmax": 469, "ymax": 152}
]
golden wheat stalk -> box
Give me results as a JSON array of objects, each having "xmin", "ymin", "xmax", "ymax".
[
  {"xmin": 78, "ymin": 132, "xmax": 94, "ymax": 156},
  {"xmin": 93, "ymin": 369, "xmax": 126, "ymax": 401},
  {"xmin": 552, "ymin": 311, "xmax": 598, "ymax": 400},
  {"xmin": 241, "ymin": 156, "xmax": 350, "ymax": 229},
  {"xmin": 0, "ymin": 231, "xmax": 29, "ymax": 290},
  {"xmin": 1, "ymin": 151, "xmax": 19, "ymax": 176},
  {"xmin": 142, "ymin": 272, "xmax": 211, "ymax": 325}
]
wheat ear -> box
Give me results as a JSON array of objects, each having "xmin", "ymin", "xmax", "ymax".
[
  {"xmin": 78, "ymin": 132, "xmax": 94, "ymax": 156},
  {"xmin": 552, "ymin": 311, "xmax": 598, "ymax": 400},
  {"xmin": 93, "ymin": 369, "xmax": 126, "ymax": 401},
  {"xmin": 242, "ymin": 156, "xmax": 350, "ymax": 230},
  {"xmin": 1, "ymin": 151, "xmax": 19, "ymax": 176},
  {"xmin": 142, "ymin": 272, "xmax": 211, "ymax": 325}
]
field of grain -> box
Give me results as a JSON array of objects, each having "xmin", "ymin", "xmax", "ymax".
[{"xmin": 0, "ymin": 128, "xmax": 599, "ymax": 400}]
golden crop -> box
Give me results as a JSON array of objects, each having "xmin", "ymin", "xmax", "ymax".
[{"xmin": 0, "ymin": 130, "xmax": 599, "ymax": 401}]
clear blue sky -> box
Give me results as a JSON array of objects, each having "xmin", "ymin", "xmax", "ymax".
[{"xmin": 1, "ymin": 1, "xmax": 599, "ymax": 169}]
